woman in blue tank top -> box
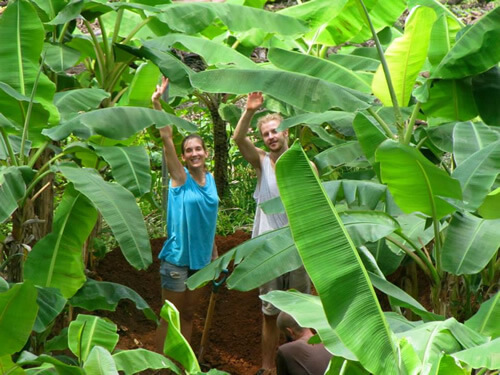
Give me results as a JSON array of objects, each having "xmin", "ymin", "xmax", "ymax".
[{"xmin": 152, "ymin": 78, "xmax": 219, "ymax": 348}]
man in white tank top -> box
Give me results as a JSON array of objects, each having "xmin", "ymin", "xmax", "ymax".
[{"xmin": 233, "ymin": 92, "xmax": 311, "ymax": 375}]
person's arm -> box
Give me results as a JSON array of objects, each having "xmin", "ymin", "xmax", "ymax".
[
  {"xmin": 232, "ymin": 92, "xmax": 265, "ymax": 170},
  {"xmin": 152, "ymin": 77, "xmax": 186, "ymax": 186}
]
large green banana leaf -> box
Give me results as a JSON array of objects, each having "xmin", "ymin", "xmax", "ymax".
[
  {"xmin": 160, "ymin": 300, "xmax": 200, "ymax": 374},
  {"xmin": 24, "ymin": 186, "xmax": 97, "ymax": 298},
  {"xmin": 340, "ymin": 211, "xmax": 400, "ymax": 246},
  {"xmin": 16, "ymin": 353, "xmax": 84, "ymax": 375},
  {"xmin": 452, "ymin": 122, "xmax": 499, "ymax": 166},
  {"xmin": 372, "ymin": 6, "xmax": 437, "ymax": 107},
  {"xmin": 144, "ymin": 34, "xmax": 257, "ymax": 69},
  {"xmin": 0, "ymin": 82, "xmax": 50, "ymax": 140},
  {"xmin": 54, "ymin": 88, "xmax": 110, "ymax": 122},
  {"xmin": 0, "ymin": 0, "xmax": 58, "ymax": 125},
  {"xmin": 314, "ymin": 141, "xmax": 363, "ymax": 171},
  {"xmin": 152, "ymin": 2, "xmax": 307, "ymax": 36},
  {"xmin": 279, "ymin": 111, "xmax": 355, "ymax": 137},
  {"xmin": 431, "ymin": 7, "xmax": 500, "ymax": 79},
  {"xmin": 452, "ymin": 338, "xmax": 500, "ymax": 371},
  {"xmin": 365, "ymin": 241, "xmax": 405, "ymax": 276},
  {"xmin": 0, "ymin": 167, "xmax": 26, "ymax": 223},
  {"xmin": 376, "ymin": 140, "xmax": 462, "ymax": 219},
  {"xmin": 43, "ymin": 42, "xmax": 81, "ymax": 74},
  {"xmin": 427, "ymin": 14, "xmax": 461, "ymax": 67},
  {"xmin": 472, "ymin": 67, "xmax": 500, "ymax": 126},
  {"xmin": 408, "ymin": 0, "xmax": 463, "ymax": 26},
  {"xmin": 33, "ymin": 287, "xmax": 67, "ymax": 333},
  {"xmin": 113, "ymin": 349, "xmax": 180, "ymax": 375},
  {"xmin": 441, "ymin": 212, "xmax": 500, "ymax": 275},
  {"xmin": 352, "ymin": 112, "xmax": 389, "ymax": 166},
  {"xmin": 328, "ymin": 53, "xmax": 380, "ymax": 72},
  {"xmin": 190, "ymin": 69, "xmax": 371, "ymax": 113},
  {"xmin": 93, "ymin": 145, "xmax": 151, "ymax": 198},
  {"xmin": 452, "ymin": 140, "xmax": 500, "ymax": 211},
  {"xmin": 58, "ymin": 164, "xmax": 152, "ymax": 270},
  {"xmin": 421, "ymin": 79, "xmax": 478, "ymax": 122},
  {"xmin": 68, "ymin": 314, "xmax": 119, "ymax": 363},
  {"xmin": 69, "ymin": 279, "xmax": 156, "ymax": 323},
  {"xmin": 119, "ymin": 62, "xmax": 160, "ymax": 108},
  {"xmin": 465, "ymin": 292, "xmax": 499, "ymax": 339},
  {"xmin": 0, "ymin": 281, "xmax": 38, "ymax": 356},
  {"xmin": 82, "ymin": 346, "xmax": 118, "ymax": 374},
  {"xmin": 276, "ymin": 141, "xmax": 400, "ymax": 374},
  {"xmin": 261, "ymin": 290, "xmax": 356, "ymax": 360},
  {"xmin": 43, "ymin": 107, "xmax": 197, "ymax": 141},
  {"xmin": 268, "ymin": 48, "xmax": 372, "ymax": 93}
]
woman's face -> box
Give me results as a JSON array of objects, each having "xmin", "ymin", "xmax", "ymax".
[{"xmin": 181, "ymin": 138, "xmax": 208, "ymax": 169}]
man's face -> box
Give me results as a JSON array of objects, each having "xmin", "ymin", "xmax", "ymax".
[{"xmin": 260, "ymin": 120, "xmax": 288, "ymax": 153}]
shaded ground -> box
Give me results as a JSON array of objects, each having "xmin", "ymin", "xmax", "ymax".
[{"xmin": 94, "ymin": 230, "xmax": 261, "ymax": 374}]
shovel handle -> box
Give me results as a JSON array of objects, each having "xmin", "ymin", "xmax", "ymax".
[{"xmin": 211, "ymin": 268, "xmax": 229, "ymax": 292}]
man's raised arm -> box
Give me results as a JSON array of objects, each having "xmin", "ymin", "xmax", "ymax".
[{"xmin": 233, "ymin": 92, "xmax": 265, "ymax": 169}]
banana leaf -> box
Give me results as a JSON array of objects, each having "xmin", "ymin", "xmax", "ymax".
[
  {"xmin": 328, "ymin": 53, "xmax": 380, "ymax": 72},
  {"xmin": 427, "ymin": 14, "xmax": 461, "ymax": 67},
  {"xmin": 57, "ymin": 164, "xmax": 152, "ymax": 270},
  {"xmin": 465, "ymin": 292, "xmax": 499, "ymax": 339},
  {"xmin": 431, "ymin": 7, "xmax": 500, "ymax": 79},
  {"xmin": 441, "ymin": 212, "xmax": 500, "ymax": 275},
  {"xmin": 119, "ymin": 61, "xmax": 160, "ymax": 108},
  {"xmin": 452, "ymin": 140, "xmax": 500, "ymax": 211},
  {"xmin": 24, "ymin": 186, "xmax": 98, "ymax": 298},
  {"xmin": 68, "ymin": 314, "xmax": 119, "ymax": 363},
  {"xmin": 33, "ymin": 287, "xmax": 67, "ymax": 333},
  {"xmin": 0, "ymin": 167, "xmax": 26, "ymax": 224},
  {"xmin": 376, "ymin": 140, "xmax": 462, "ymax": 219},
  {"xmin": 82, "ymin": 346, "xmax": 118, "ymax": 374},
  {"xmin": 113, "ymin": 349, "xmax": 180, "ymax": 375},
  {"xmin": 268, "ymin": 48, "xmax": 372, "ymax": 93},
  {"xmin": 0, "ymin": 0, "xmax": 58, "ymax": 125},
  {"xmin": 313, "ymin": 141, "xmax": 363, "ymax": 171},
  {"xmin": 152, "ymin": 2, "xmax": 307, "ymax": 36},
  {"xmin": 54, "ymin": 88, "xmax": 110, "ymax": 122},
  {"xmin": 452, "ymin": 121, "xmax": 499, "ymax": 166},
  {"xmin": 93, "ymin": 145, "xmax": 151, "ymax": 198},
  {"xmin": 452, "ymin": 338, "xmax": 500, "ymax": 371},
  {"xmin": 279, "ymin": 111, "xmax": 355, "ymax": 137},
  {"xmin": 276, "ymin": 141, "xmax": 400, "ymax": 374},
  {"xmin": 0, "ymin": 281, "xmax": 38, "ymax": 356},
  {"xmin": 144, "ymin": 34, "xmax": 257, "ymax": 69},
  {"xmin": 190, "ymin": 69, "xmax": 372, "ymax": 113},
  {"xmin": 43, "ymin": 107, "xmax": 197, "ymax": 141},
  {"xmin": 478, "ymin": 187, "xmax": 500, "ymax": 219},
  {"xmin": 372, "ymin": 6, "xmax": 437, "ymax": 107},
  {"xmin": 69, "ymin": 279, "xmax": 157, "ymax": 323},
  {"xmin": 160, "ymin": 300, "xmax": 200, "ymax": 374}
]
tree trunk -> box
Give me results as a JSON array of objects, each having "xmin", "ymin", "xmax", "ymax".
[{"xmin": 205, "ymin": 94, "xmax": 228, "ymax": 198}]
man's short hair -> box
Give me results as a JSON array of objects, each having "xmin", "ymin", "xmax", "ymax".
[
  {"xmin": 257, "ymin": 113, "xmax": 283, "ymax": 133},
  {"xmin": 277, "ymin": 311, "xmax": 303, "ymax": 333}
]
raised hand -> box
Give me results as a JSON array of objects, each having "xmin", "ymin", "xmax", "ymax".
[
  {"xmin": 246, "ymin": 92, "xmax": 263, "ymax": 111},
  {"xmin": 152, "ymin": 77, "xmax": 169, "ymax": 108}
]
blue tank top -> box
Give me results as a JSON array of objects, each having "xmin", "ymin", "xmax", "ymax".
[{"xmin": 159, "ymin": 168, "xmax": 219, "ymax": 270}]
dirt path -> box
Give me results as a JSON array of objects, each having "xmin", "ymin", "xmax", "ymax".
[{"xmin": 94, "ymin": 230, "xmax": 261, "ymax": 374}]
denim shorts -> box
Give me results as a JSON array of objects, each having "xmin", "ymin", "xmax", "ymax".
[
  {"xmin": 259, "ymin": 265, "xmax": 311, "ymax": 316},
  {"xmin": 160, "ymin": 261, "xmax": 197, "ymax": 292}
]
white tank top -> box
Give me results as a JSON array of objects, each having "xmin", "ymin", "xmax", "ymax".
[{"xmin": 252, "ymin": 153, "xmax": 288, "ymax": 238}]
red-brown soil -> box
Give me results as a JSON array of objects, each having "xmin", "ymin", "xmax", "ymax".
[{"xmin": 94, "ymin": 230, "xmax": 261, "ymax": 374}]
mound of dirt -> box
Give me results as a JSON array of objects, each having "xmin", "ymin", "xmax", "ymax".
[{"xmin": 94, "ymin": 230, "xmax": 261, "ymax": 374}]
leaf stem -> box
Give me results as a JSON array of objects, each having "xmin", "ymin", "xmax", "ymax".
[
  {"xmin": 98, "ymin": 16, "xmax": 113, "ymax": 74},
  {"xmin": 385, "ymin": 236, "xmax": 431, "ymax": 279},
  {"xmin": 27, "ymin": 141, "xmax": 49, "ymax": 168},
  {"xmin": 1, "ymin": 128, "xmax": 18, "ymax": 166},
  {"xmin": 395, "ymin": 232, "xmax": 440, "ymax": 286},
  {"xmin": 357, "ymin": 0, "xmax": 404, "ymax": 135},
  {"xmin": 403, "ymin": 102, "xmax": 421, "ymax": 145},
  {"xmin": 20, "ymin": 52, "xmax": 46, "ymax": 166},
  {"xmin": 123, "ymin": 17, "xmax": 152, "ymax": 44},
  {"xmin": 112, "ymin": 8, "xmax": 124, "ymax": 45},
  {"xmin": 367, "ymin": 107, "xmax": 395, "ymax": 138},
  {"xmin": 84, "ymin": 19, "xmax": 106, "ymax": 86}
]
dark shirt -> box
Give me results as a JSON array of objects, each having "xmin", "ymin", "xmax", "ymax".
[{"xmin": 276, "ymin": 340, "xmax": 333, "ymax": 375}]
